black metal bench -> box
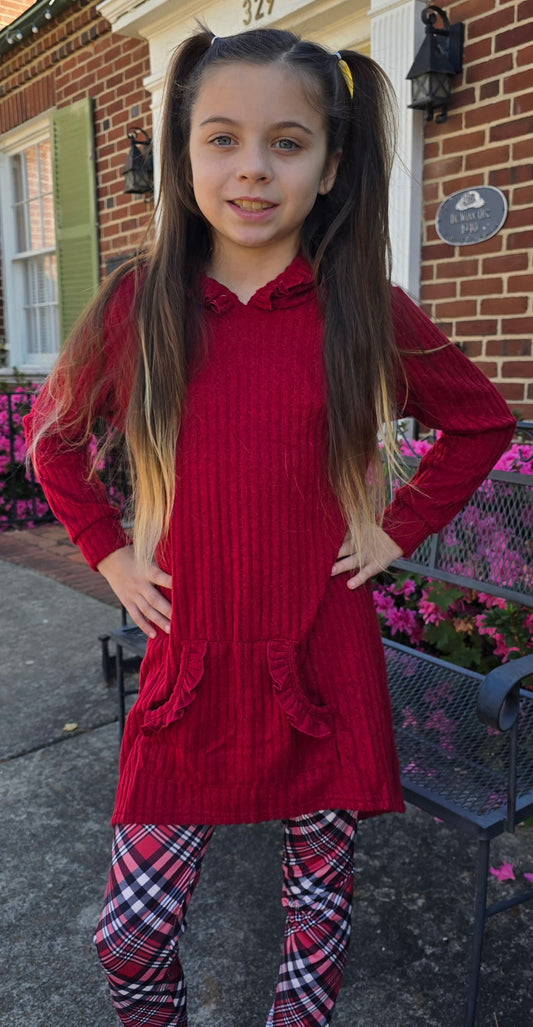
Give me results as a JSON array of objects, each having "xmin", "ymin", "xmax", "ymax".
[
  {"xmin": 101, "ymin": 462, "xmax": 533, "ymax": 1027},
  {"xmin": 384, "ymin": 459, "xmax": 533, "ymax": 1025}
]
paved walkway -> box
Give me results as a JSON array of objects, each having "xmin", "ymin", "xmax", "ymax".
[
  {"xmin": 1, "ymin": 524, "xmax": 532, "ymax": 1026},
  {"xmin": 0, "ymin": 522, "xmax": 120, "ymax": 606}
]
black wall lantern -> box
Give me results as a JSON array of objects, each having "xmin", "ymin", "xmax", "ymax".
[
  {"xmin": 407, "ymin": 5, "xmax": 464, "ymax": 124},
  {"xmin": 122, "ymin": 128, "xmax": 154, "ymax": 195}
]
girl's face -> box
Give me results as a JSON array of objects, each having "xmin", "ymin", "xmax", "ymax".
[{"xmin": 188, "ymin": 61, "xmax": 339, "ymax": 272}]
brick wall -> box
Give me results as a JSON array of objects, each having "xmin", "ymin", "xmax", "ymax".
[
  {"xmin": 0, "ymin": 2, "xmax": 31, "ymax": 30},
  {"xmin": 0, "ymin": 0, "xmax": 152, "ymax": 283},
  {"xmin": 420, "ymin": 0, "xmax": 533, "ymax": 419}
]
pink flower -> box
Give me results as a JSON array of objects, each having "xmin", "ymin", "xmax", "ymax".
[
  {"xmin": 419, "ymin": 597, "xmax": 446, "ymax": 626},
  {"xmin": 385, "ymin": 606, "xmax": 424, "ymax": 644},
  {"xmin": 399, "ymin": 578, "xmax": 417, "ymax": 598},
  {"xmin": 399, "ymin": 438, "xmax": 434, "ymax": 458},
  {"xmin": 372, "ymin": 589, "xmax": 396, "ymax": 615},
  {"xmin": 477, "ymin": 593, "xmax": 507, "ymax": 610},
  {"xmin": 489, "ymin": 862, "xmax": 515, "ymax": 882},
  {"xmin": 524, "ymin": 872, "xmax": 533, "ymax": 885}
]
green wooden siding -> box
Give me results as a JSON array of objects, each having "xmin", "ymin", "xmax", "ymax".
[{"xmin": 51, "ymin": 97, "xmax": 99, "ymax": 342}]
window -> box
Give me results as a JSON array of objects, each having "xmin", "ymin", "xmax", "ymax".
[
  {"xmin": 0, "ymin": 100, "xmax": 98, "ymax": 375},
  {"xmin": 11, "ymin": 138, "xmax": 59, "ymax": 361}
]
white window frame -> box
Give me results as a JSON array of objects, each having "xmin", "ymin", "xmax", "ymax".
[{"xmin": 0, "ymin": 111, "xmax": 59, "ymax": 376}]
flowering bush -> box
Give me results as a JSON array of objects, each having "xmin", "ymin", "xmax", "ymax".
[
  {"xmin": 375, "ymin": 436, "xmax": 533, "ymax": 675},
  {"xmin": 0, "ymin": 381, "xmax": 128, "ymax": 530},
  {"xmin": 0, "ymin": 384, "xmax": 51, "ymax": 529}
]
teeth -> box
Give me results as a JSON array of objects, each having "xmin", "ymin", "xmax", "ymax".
[{"xmin": 234, "ymin": 200, "xmax": 273, "ymax": 211}]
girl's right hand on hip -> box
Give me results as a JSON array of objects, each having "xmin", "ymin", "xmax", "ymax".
[{"xmin": 97, "ymin": 545, "xmax": 172, "ymax": 638}]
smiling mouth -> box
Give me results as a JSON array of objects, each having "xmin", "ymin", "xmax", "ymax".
[{"xmin": 231, "ymin": 200, "xmax": 276, "ymax": 211}]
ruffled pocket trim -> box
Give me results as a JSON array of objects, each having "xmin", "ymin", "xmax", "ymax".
[
  {"xmin": 141, "ymin": 641, "xmax": 207, "ymax": 736},
  {"xmin": 267, "ymin": 639, "xmax": 332, "ymax": 738}
]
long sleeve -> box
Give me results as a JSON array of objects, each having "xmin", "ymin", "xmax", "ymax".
[
  {"xmin": 24, "ymin": 274, "xmax": 138, "ymax": 570},
  {"xmin": 382, "ymin": 287, "xmax": 516, "ymax": 557}
]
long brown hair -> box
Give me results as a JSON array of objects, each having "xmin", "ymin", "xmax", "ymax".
[{"xmin": 31, "ymin": 26, "xmax": 400, "ymax": 569}]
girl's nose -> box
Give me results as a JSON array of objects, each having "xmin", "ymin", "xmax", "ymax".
[{"xmin": 236, "ymin": 145, "xmax": 272, "ymax": 182}]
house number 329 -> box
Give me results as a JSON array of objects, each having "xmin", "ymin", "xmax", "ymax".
[{"xmin": 242, "ymin": 0, "xmax": 276, "ymax": 27}]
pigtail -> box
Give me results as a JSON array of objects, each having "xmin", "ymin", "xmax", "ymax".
[
  {"xmin": 127, "ymin": 30, "xmax": 214, "ymax": 569},
  {"xmin": 301, "ymin": 48, "xmax": 402, "ymax": 566}
]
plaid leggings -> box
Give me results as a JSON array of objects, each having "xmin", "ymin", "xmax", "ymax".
[{"xmin": 94, "ymin": 809, "xmax": 357, "ymax": 1027}]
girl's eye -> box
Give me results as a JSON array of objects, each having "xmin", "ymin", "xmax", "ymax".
[
  {"xmin": 275, "ymin": 138, "xmax": 300, "ymax": 150},
  {"xmin": 211, "ymin": 135, "xmax": 234, "ymax": 147}
]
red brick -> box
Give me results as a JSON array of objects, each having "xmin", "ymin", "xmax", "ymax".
[
  {"xmin": 424, "ymin": 141, "xmax": 440, "ymax": 160},
  {"xmin": 436, "ymin": 258, "xmax": 480, "ymax": 279},
  {"xmin": 422, "ymin": 242, "xmax": 454, "ymax": 261},
  {"xmin": 446, "ymin": 173, "xmax": 487, "ymax": 194},
  {"xmin": 466, "ymin": 54, "xmax": 512, "ymax": 85},
  {"xmin": 423, "ymin": 282, "xmax": 458, "ymax": 300},
  {"xmin": 506, "ymin": 208, "xmax": 533, "ymax": 231},
  {"xmin": 465, "ymin": 100, "xmax": 511, "ymax": 130},
  {"xmin": 479, "ymin": 80, "xmax": 500, "ymax": 101},
  {"xmin": 502, "ymin": 317, "xmax": 533, "ymax": 333},
  {"xmin": 489, "ymin": 165, "xmax": 532, "ymax": 187},
  {"xmin": 461, "ymin": 341, "xmax": 483, "ymax": 359},
  {"xmin": 483, "ymin": 253, "xmax": 529, "ymax": 274},
  {"xmin": 435, "ymin": 300, "xmax": 478, "ymax": 319},
  {"xmin": 469, "ymin": 5, "xmax": 515, "ymax": 40},
  {"xmin": 456, "ymin": 320, "xmax": 498, "ymax": 335},
  {"xmin": 487, "ymin": 339, "xmax": 532, "ymax": 357},
  {"xmin": 512, "ymin": 139, "xmax": 533, "ymax": 161},
  {"xmin": 423, "ymin": 182, "xmax": 440, "ymax": 203},
  {"xmin": 503, "ymin": 68, "xmax": 533, "ymax": 95},
  {"xmin": 501, "ymin": 360, "xmax": 533, "ymax": 378},
  {"xmin": 465, "ymin": 145, "xmax": 509, "ymax": 171},
  {"xmin": 508, "ymin": 274, "xmax": 533, "ymax": 293},
  {"xmin": 512, "ymin": 184, "xmax": 533, "ymax": 206},
  {"xmin": 466, "ymin": 235, "xmax": 503, "ymax": 256},
  {"xmin": 451, "ymin": 0, "xmax": 496, "ymax": 22},
  {"xmin": 490, "ymin": 116, "xmax": 533, "ymax": 143},
  {"xmin": 460, "ymin": 278, "xmax": 503, "ymax": 297},
  {"xmin": 450, "ymin": 87, "xmax": 477, "ymax": 111},
  {"xmin": 420, "ymin": 265, "xmax": 434, "ymax": 282},
  {"xmin": 481, "ymin": 296, "xmax": 529, "ymax": 316},
  {"xmin": 513, "ymin": 93, "xmax": 533, "ymax": 117},
  {"xmin": 517, "ymin": 43, "xmax": 533, "ymax": 66},
  {"xmin": 443, "ymin": 130, "xmax": 485, "ymax": 154},
  {"xmin": 495, "ymin": 24, "xmax": 533, "ymax": 52},
  {"xmin": 507, "ymin": 230, "xmax": 533, "ymax": 250},
  {"xmin": 518, "ymin": 0, "xmax": 533, "ymax": 21},
  {"xmin": 498, "ymin": 382, "xmax": 526, "ymax": 400},
  {"xmin": 463, "ymin": 36, "xmax": 492, "ymax": 64},
  {"xmin": 425, "ymin": 157, "xmax": 462, "ymax": 180}
]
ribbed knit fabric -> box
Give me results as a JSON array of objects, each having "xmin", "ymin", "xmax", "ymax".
[{"xmin": 24, "ymin": 255, "xmax": 515, "ymax": 825}]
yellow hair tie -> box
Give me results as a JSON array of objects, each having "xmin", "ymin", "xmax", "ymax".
[{"xmin": 336, "ymin": 54, "xmax": 354, "ymax": 99}]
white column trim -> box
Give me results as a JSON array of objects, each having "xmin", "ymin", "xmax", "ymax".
[{"xmin": 370, "ymin": 0, "xmax": 425, "ymax": 297}]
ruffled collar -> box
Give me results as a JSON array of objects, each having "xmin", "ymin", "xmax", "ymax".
[{"xmin": 201, "ymin": 254, "xmax": 315, "ymax": 313}]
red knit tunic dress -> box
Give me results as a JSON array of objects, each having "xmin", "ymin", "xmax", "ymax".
[{"xmin": 25, "ymin": 256, "xmax": 515, "ymax": 825}]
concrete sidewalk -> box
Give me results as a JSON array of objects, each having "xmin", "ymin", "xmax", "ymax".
[{"xmin": 1, "ymin": 554, "xmax": 532, "ymax": 1027}]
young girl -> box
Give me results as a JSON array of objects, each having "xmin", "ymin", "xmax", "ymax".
[{"xmin": 26, "ymin": 25, "xmax": 515, "ymax": 1027}]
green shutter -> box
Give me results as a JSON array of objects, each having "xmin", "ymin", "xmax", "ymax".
[{"xmin": 51, "ymin": 97, "xmax": 99, "ymax": 341}]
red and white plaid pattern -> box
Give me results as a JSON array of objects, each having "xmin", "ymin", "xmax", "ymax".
[
  {"xmin": 95, "ymin": 811, "xmax": 357, "ymax": 1026},
  {"xmin": 267, "ymin": 809, "xmax": 357, "ymax": 1026}
]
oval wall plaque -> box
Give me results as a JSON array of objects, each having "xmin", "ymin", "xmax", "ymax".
[{"xmin": 435, "ymin": 186, "xmax": 508, "ymax": 246}]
